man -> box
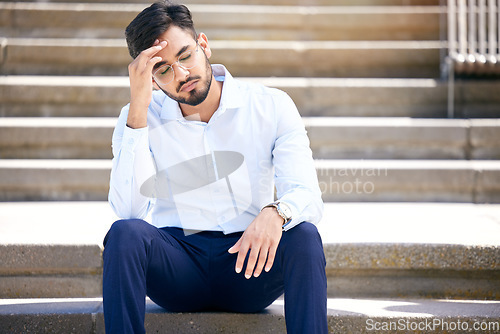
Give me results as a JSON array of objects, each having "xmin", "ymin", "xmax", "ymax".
[{"xmin": 104, "ymin": 1, "xmax": 327, "ymax": 333}]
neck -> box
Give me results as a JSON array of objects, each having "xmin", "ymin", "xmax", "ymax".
[{"xmin": 180, "ymin": 76, "xmax": 223, "ymax": 123}]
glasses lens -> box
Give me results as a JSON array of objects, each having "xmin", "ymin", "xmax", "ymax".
[
  {"xmin": 154, "ymin": 64, "xmax": 174, "ymax": 85},
  {"xmin": 178, "ymin": 50, "xmax": 196, "ymax": 70}
]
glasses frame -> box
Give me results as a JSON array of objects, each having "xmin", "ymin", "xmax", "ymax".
[{"xmin": 153, "ymin": 42, "xmax": 200, "ymax": 86}]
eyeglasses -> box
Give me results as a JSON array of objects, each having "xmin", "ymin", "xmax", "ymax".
[{"xmin": 153, "ymin": 43, "xmax": 200, "ymax": 86}]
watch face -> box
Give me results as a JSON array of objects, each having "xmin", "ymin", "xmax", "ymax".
[{"xmin": 278, "ymin": 202, "xmax": 292, "ymax": 219}]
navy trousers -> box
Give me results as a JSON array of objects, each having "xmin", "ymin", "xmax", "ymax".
[{"xmin": 103, "ymin": 219, "xmax": 328, "ymax": 333}]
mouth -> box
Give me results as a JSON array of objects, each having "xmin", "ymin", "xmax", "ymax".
[{"xmin": 179, "ymin": 79, "xmax": 199, "ymax": 93}]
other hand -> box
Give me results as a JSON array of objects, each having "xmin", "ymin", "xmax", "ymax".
[{"xmin": 228, "ymin": 208, "xmax": 283, "ymax": 279}]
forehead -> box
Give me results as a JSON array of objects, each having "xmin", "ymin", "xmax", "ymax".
[{"xmin": 156, "ymin": 26, "xmax": 195, "ymax": 60}]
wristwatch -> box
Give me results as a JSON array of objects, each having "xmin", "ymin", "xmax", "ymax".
[{"xmin": 262, "ymin": 201, "xmax": 292, "ymax": 227}]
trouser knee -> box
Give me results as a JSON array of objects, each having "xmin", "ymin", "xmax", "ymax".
[
  {"xmin": 103, "ymin": 219, "xmax": 150, "ymax": 251},
  {"xmin": 281, "ymin": 222, "xmax": 325, "ymax": 263}
]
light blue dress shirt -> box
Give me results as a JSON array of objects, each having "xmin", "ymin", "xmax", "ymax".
[{"xmin": 109, "ymin": 65, "xmax": 323, "ymax": 234}]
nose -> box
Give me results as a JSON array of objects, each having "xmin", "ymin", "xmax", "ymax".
[{"xmin": 172, "ymin": 62, "xmax": 190, "ymax": 82}]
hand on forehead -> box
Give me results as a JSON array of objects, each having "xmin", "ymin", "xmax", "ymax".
[{"xmin": 157, "ymin": 26, "xmax": 196, "ymax": 54}]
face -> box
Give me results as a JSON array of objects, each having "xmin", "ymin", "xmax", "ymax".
[{"xmin": 153, "ymin": 26, "xmax": 213, "ymax": 106}]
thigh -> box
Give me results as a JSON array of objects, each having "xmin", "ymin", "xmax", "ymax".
[
  {"xmin": 145, "ymin": 227, "xmax": 211, "ymax": 312},
  {"xmin": 208, "ymin": 222, "xmax": 324, "ymax": 313},
  {"xmin": 209, "ymin": 234, "xmax": 285, "ymax": 313}
]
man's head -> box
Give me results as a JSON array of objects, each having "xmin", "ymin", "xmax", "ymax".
[
  {"xmin": 125, "ymin": 1, "xmax": 196, "ymax": 59},
  {"xmin": 125, "ymin": 1, "xmax": 214, "ymax": 106}
]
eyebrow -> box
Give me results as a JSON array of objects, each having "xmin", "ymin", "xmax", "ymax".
[
  {"xmin": 152, "ymin": 45, "xmax": 191, "ymax": 71},
  {"xmin": 175, "ymin": 45, "xmax": 190, "ymax": 58},
  {"xmin": 153, "ymin": 61, "xmax": 166, "ymax": 71}
]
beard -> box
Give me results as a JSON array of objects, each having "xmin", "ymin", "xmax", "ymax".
[{"xmin": 160, "ymin": 52, "xmax": 213, "ymax": 107}]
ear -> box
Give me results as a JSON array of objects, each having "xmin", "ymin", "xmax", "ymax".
[{"xmin": 197, "ymin": 32, "xmax": 211, "ymax": 59}]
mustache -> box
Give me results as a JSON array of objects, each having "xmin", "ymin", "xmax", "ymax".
[{"xmin": 177, "ymin": 76, "xmax": 202, "ymax": 93}]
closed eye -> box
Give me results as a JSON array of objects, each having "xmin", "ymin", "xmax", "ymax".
[
  {"xmin": 159, "ymin": 66, "xmax": 171, "ymax": 75},
  {"xmin": 179, "ymin": 54, "xmax": 191, "ymax": 62}
]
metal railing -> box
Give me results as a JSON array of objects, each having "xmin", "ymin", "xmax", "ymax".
[{"xmin": 446, "ymin": 0, "xmax": 499, "ymax": 117}]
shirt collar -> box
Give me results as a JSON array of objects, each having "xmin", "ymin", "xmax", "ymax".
[{"xmin": 159, "ymin": 64, "xmax": 243, "ymax": 121}]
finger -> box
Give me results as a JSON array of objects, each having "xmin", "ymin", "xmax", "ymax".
[
  {"xmin": 228, "ymin": 237, "xmax": 242, "ymax": 254},
  {"xmin": 244, "ymin": 247, "xmax": 260, "ymax": 279},
  {"xmin": 148, "ymin": 40, "xmax": 167, "ymax": 54},
  {"xmin": 136, "ymin": 40, "xmax": 167, "ymax": 65},
  {"xmin": 234, "ymin": 242, "xmax": 249, "ymax": 274},
  {"xmin": 265, "ymin": 244, "xmax": 278, "ymax": 272},
  {"xmin": 253, "ymin": 244, "xmax": 269, "ymax": 278},
  {"xmin": 146, "ymin": 56, "xmax": 163, "ymax": 73}
]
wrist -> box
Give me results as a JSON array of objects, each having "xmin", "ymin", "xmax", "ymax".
[
  {"xmin": 261, "ymin": 201, "xmax": 292, "ymax": 230},
  {"xmin": 262, "ymin": 206, "xmax": 286, "ymax": 226},
  {"xmin": 127, "ymin": 103, "xmax": 148, "ymax": 129}
]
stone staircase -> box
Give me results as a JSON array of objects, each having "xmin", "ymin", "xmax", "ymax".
[{"xmin": 1, "ymin": 0, "xmax": 500, "ymax": 333}]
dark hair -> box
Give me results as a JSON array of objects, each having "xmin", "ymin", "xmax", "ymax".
[{"xmin": 125, "ymin": 1, "xmax": 197, "ymax": 59}]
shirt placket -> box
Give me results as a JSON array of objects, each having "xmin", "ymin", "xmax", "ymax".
[{"xmin": 203, "ymin": 123, "xmax": 234, "ymax": 230}]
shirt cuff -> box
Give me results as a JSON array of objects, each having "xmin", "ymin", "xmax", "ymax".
[
  {"xmin": 281, "ymin": 202, "xmax": 300, "ymax": 231},
  {"xmin": 121, "ymin": 125, "xmax": 149, "ymax": 153}
]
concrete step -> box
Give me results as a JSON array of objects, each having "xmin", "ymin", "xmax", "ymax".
[
  {"xmin": 0, "ymin": 118, "xmax": 116, "ymax": 159},
  {"xmin": 315, "ymin": 159, "xmax": 500, "ymax": 203},
  {"xmin": 1, "ymin": 117, "xmax": 500, "ymax": 160},
  {"xmin": 306, "ymin": 118, "xmax": 500, "ymax": 160},
  {"xmin": 1, "ymin": 159, "xmax": 500, "ymax": 202},
  {"xmin": 0, "ymin": 76, "xmax": 130, "ymax": 118},
  {"xmin": 1, "ymin": 0, "xmax": 442, "ymax": 5},
  {"xmin": 0, "ymin": 160, "xmax": 111, "ymax": 201},
  {"xmin": 0, "ymin": 3, "xmax": 442, "ymax": 41},
  {"xmin": 2, "ymin": 76, "xmax": 500, "ymax": 118},
  {"xmin": 0, "ymin": 38, "xmax": 443, "ymax": 78},
  {"xmin": 0, "ymin": 202, "xmax": 498, "ymax": 300},
  {"xmin": 0, "ymin": 202, "xmax": 114, "ymax": 299},
  {"xmin": 1, "ymin": 297, "xmax": 499, "ymax": 334}
]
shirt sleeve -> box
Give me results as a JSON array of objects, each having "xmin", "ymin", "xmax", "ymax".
[
  {"xmin": 271, "ymin": 91, "xmax": 324, "ymax": 231},
  {"xmin": 108, "ymin": 104, "xmax": 156, "ymax": 219}
]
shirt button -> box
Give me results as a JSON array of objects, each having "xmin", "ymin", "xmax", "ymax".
[{"xmin": 128, "ymin": 138, "xmax": 134, "ymax": 145}]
